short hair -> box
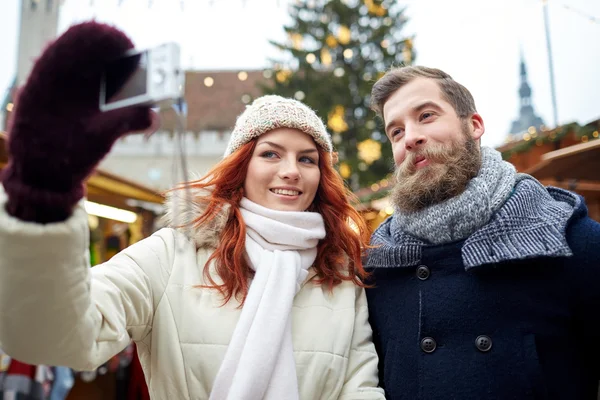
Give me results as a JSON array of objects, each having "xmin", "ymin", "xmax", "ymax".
[{"xmin": 371, "ymin": 66, "xmax": 477, "ymax": 119}]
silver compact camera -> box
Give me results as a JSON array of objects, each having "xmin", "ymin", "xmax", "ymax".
[{"xmin": 99, "ymin": 42, "xmax": 184, "ymax": 111}]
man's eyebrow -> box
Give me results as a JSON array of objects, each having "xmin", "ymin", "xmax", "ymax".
[{"xmin": 412, "ymin": 101, "xmax": 443, "ymax": 114}]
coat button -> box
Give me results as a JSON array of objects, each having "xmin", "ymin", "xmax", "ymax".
[
  {"xmin": 475, "ymin": 335, "xmax": 493, "ymax": 352},
  {"xmin": 420, "ymin": 337, "xmax": 437, "ymax": 353},
  {"xmin": 416, "ymin": 265, "xmax": 430, "ymax": 280}
]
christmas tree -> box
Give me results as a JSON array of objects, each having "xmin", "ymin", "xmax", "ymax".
[{"xmin": 264, "ymin": 0, "xmax": 413, "ymax": 189}]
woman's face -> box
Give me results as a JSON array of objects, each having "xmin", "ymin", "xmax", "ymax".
[{"xmin": 244, "ymin": 128, "xmax": 321, "ymax": 212}]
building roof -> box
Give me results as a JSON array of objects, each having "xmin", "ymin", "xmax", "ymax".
[
  {"xmin": 2, "ymin": 70, "xmax": 272, "ymax": 134},
  {"xmin": 161, "ymin": 69, "xmax": 271, "ymax": 133}
]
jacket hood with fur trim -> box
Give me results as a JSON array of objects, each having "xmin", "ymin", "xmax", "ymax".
[{"xmin": 161, "ymin": 185, "xmax": 230, "ymax": 249}]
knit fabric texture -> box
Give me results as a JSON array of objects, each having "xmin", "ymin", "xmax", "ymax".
[
  {"xmin": 368, "ymin": 174, "xmax": 579, "ymax": 269},
  {"xmin": 1, "ymin": 21, "xmax": 151, "ymax": 223},
  {"xmin": 224, "ymin": 95, "xmax": 333, "ymax": 157},
  {"xmin": 393, "ymin": 146, "xmax": 516, "ymax": 245}
]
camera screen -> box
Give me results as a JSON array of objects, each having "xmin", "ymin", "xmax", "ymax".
[{"xmin": 103, "ymin": 51, "xmax": 148, "ymax": 104}]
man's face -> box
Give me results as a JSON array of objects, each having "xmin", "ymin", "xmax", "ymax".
[{"xmin": 382, "ymin": 77, "xmax": 485, "ymax": 212}]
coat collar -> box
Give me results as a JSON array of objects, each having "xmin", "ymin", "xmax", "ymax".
[{"xmin": 161, "ymin": 185, "xmax": 230, "ymax": 250}]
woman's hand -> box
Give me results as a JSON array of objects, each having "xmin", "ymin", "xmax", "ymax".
[{"xmin": 1, "ymin": 21, "xmax": 154, "ymax": 223}]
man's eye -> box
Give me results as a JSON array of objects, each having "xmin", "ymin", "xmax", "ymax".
[
  {"xmin": 391, "ymin": 128, "xmax": 404, "ymax": 137},
  {"xmin": 421, "ymin": 112, "xmax": 434, "ymax": 120}
]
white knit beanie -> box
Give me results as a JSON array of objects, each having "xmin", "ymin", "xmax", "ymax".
[{"xmin": 224, "ymin": 95, "xmax": 333, "ymax": 157}]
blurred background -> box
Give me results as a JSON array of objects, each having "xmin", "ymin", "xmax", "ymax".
[{"xmin": 0, "ymin": 1, "xmax": 598, "ymax": 397}]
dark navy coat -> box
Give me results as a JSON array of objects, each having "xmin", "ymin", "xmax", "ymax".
[{"xmin": 366, "ymin": 196, "xmax": 600, "ymax": 399}]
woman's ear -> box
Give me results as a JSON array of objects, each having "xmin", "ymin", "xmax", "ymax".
[{"xmin": 331, "ymin": 152, "xmax": 339, "ymax": 165}]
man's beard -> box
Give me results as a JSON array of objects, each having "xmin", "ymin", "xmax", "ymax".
[{"xmin": 391, "ymin": 127, "xmax": 481, "ymax": 213}]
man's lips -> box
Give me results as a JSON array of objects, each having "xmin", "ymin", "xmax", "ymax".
[{"xmin": 414, "ymin": 155, "xmax": 429, "ymax": 168}]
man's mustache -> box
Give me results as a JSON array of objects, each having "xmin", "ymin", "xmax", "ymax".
[{"xmin": 397, "ymin": 146, "xmax": 446, "ymax": 175}]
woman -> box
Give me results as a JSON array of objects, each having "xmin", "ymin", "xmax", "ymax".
[{"xmin": 0, "ymin": 21, "xmax": 384, "ymax": 399}]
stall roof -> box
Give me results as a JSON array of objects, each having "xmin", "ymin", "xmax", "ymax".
[
  {"xmin": 526, "ymin": 138, "xmax": 600, "ymax": 182},
  {"xmin": 0, "ymin": 131, "xmax": 163, "ymax": 211}
]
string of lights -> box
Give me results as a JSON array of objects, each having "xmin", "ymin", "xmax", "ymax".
[
  {"xmin": 81, "ymin": 0, "xmax": 281, "ymax": 10},
  {"xmin": 559, "ymin": 3, "xmax": 600, "ymax": 26}
]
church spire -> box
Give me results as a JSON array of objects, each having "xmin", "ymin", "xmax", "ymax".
[{"xmin": 509, "ymin": 54, "xmax": 545, "ymax": 136}]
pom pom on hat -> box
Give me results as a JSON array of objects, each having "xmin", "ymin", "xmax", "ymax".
[{"xmin": 224, "ymin": 95, "xmax": 333, "ymax": 157}]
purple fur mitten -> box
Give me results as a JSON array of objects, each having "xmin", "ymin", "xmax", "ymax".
[{"xmin": 1, "ymin": 21, "xmax": 153, "ymax": 223}]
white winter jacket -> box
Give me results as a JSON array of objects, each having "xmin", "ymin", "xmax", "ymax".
[{"xmin": 0, "ymin": 187, "xmax": 384, "ymax": 400}]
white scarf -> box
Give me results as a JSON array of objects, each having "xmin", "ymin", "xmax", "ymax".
[{"xmin": 209, "ymin": 198, "xmax": 326, "ymax": 400}]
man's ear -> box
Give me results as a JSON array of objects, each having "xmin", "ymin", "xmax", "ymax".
[{"xmin": 470, "ymin": 113, "xmax": 485, "ymax": 141}]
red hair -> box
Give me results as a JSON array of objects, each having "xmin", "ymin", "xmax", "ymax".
[{"xmin": 182, "ymin": 139, "xmax": 370, "ymax": 305}]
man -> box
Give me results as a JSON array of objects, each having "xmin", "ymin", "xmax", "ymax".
[{"xmin": 365, "ymin": 65, "xmax": 600, "ymax": 400}]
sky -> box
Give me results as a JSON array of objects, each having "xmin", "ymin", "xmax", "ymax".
[{"xmin": 0, "ymin": 0, "xmax": 598, "ymax": 148}]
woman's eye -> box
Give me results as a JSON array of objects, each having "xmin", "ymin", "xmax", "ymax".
[
  {"xmin": 260, "ymin": 151, "xmax": 278, "ymax": 159},
  {"xmin": 300, "ymin": 156, "xmax": 317, "ymax": 164}
]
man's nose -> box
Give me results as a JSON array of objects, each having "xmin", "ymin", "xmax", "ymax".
[{"xmin": 404, "ymin": 126, "xmax": 427, "ymax": 151}]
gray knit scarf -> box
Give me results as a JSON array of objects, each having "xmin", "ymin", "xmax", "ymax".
[
  {"xmin": 368, "ymin": 149, "xmax": 580, "ymax": 269},
  {"xmin": 394, "ymin": 146, "xmax": 516, "ymax": 245}
]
